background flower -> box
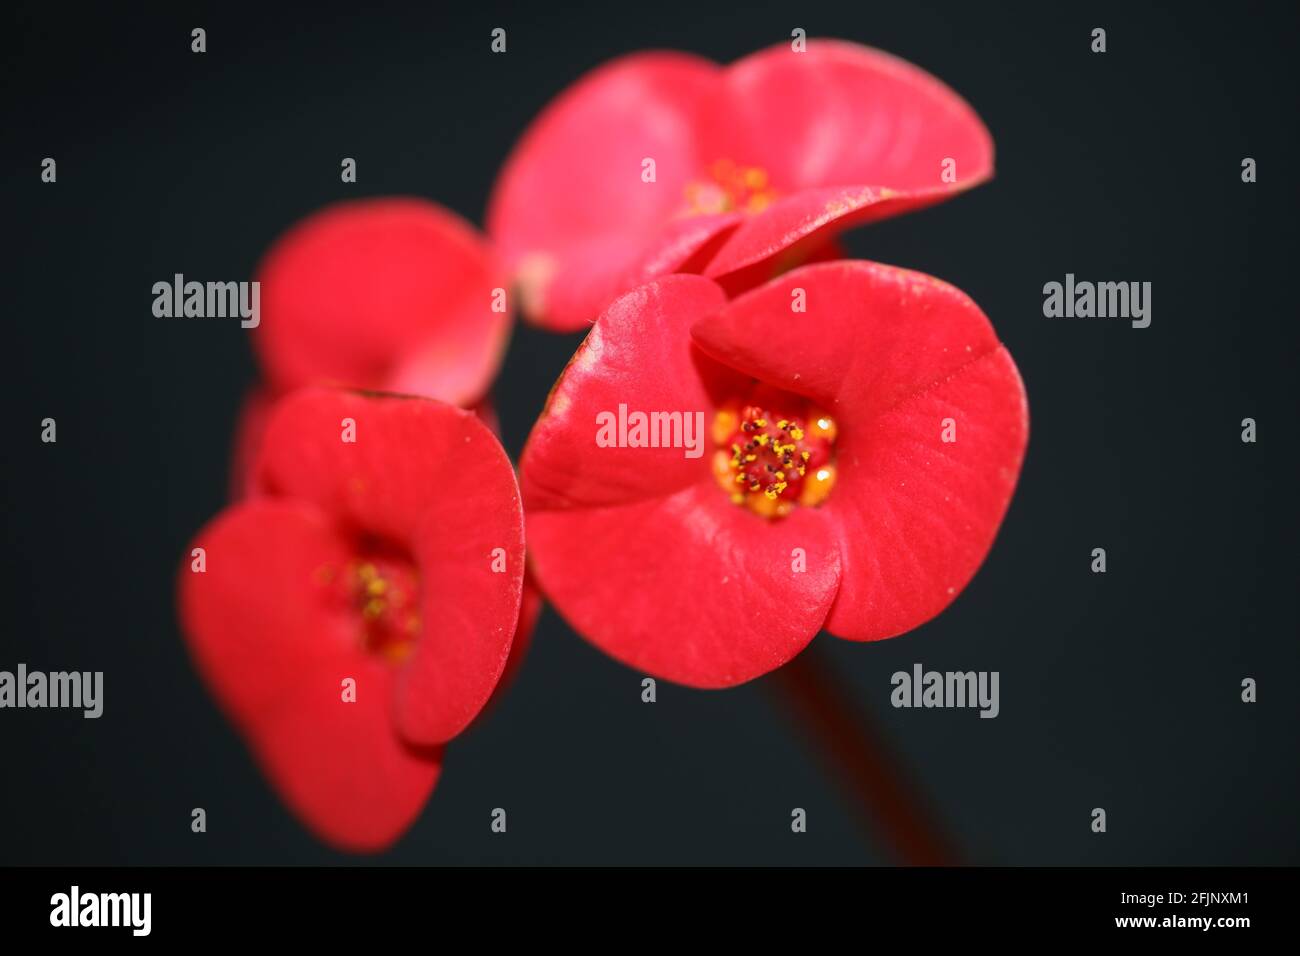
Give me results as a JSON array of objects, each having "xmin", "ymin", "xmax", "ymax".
[
  {"xmin": 254, "ymin": 197, "xmax": 512, "ymax": 404},
  {"xmin": 489, "ymin": 40, "xmax": 992, "ymax": 330},
  {"xmin": 230, "ymin": 198, "xmax": 512, "ymax": 499},
  {"xmin": 179, "ymin": 389, "xmax": 526, "ymax": 849}
]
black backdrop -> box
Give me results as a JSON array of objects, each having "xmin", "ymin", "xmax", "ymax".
[{"xmin": 3, "ymin": 0, "xmax": 1297, "ymax": 865}]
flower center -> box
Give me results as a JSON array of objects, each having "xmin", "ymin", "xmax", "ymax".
[
  {"xmin": 684, "ymin": 159, "xmax": 778, "ymax": 216},
  {"xmin": 711, "ymin": 400, "xmax": 837, "ymax": 519},
  {"xmin": 319, "ymin": 552, "xmax": 421, "ymax": 664}
]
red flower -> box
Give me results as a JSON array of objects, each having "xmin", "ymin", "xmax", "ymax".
[
  {"xmin": 489, "ymin": 40, "xmax": 992, "ymax": 331},
  {"xmin": 232, "ymin": 197, "xmax": 513, "ymax": 497},
  {"xmin": 520, "ymin": 262, "xmax": 1027, "ymax": 688},
  {"xmin": 179, "ymin": 388, "xmax": 525, "ymax": 851},
  {"xmin": 254, "ymin": 197, "xmax": 511, "ymax": 405}
]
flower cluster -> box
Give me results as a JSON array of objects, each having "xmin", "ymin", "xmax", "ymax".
[{"xmin": 179, "ymin": 39, "xmax": 1027, "ymax": 851}]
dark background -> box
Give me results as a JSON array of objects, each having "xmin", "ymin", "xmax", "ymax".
[{"xmin": 3, "ymin": 0, "xmax": 1296, "ymax": 865}]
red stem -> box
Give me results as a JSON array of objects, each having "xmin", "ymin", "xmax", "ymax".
[{"xmin": 770, "ymin": 645, "xmax": 958, "ymax": 865}]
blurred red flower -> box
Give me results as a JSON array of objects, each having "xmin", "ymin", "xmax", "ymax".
[
  {"xmin": 254, "ymin": 197, "xmax": 512, "ymax": 404},
  {"xmin": 231, "ymin": 197, "xmax": 514, "ymax": 499},
  {"xmin": 489, "ymin": 40, "xmax": 993, "ymax": 331},
  {"xmin": 180, "ymin": 388, "xmax": 525, "ymax": 851},
  {"xmin": 520, "ymin": 262, "xmax": 1027, "ymax": 687}
]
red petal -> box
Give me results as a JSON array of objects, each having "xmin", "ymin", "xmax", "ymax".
[
  {"xmin": 703, "ymin": 184, "xmax": 961, "ymax": 289},
  {"xmin": 697, "ymin": 39, "xmax": 993, "ymax": 284},
  {"xmin": 692, "ymin": 261, "xmax": 1028, "ymax": 641},
  {"xmin": 487, "ymin": 52, "xmax": 720, "ymax": 330},
  {"xmin": 251, "ymin": 661, "xmax": 442, "ymax": 853},
  {"xmin": 180, "ymin": 498, "xmax": 358, "ymax": 719},
  {"xmin": 178, "ymin": 499, "xmax": 441, "ymax": 852},
  {"xmin": 255, "ymin": 389, "xmax": 525, "ymax": 745},
  {"xmin": 496, "ymin": 572, "xmax": 543, "ymax": 693},
  {"xmin": 525, "ymin": 213, "xmax": 741, "ymax": 333},
  {"xmin": 527, "ymin": 482, "xmax": 840, "ymax": 687},
  {"xmin": 254, "ymin": 198, "xmax": 511, "ymax": 405},
  {"xmin": 823, "ymin": 346, "xmax": 1027, "ymax": 639},
  {"xmin": 233, "ymin": 388, "xmax": 506, "ymax": 505},
  {"xmin": 700, "ymin": 40, "xmax": 993, "ymax": 194},
  {"xmin": 520, "ymin": 275, "xmax": 738, "ymax": 511}
]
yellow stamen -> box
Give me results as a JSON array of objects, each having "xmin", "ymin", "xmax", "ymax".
[
  {"xmin": 713, "ymin": 408, "xmax": 739, "ymax": 445},
  {"xmin": 799, "ymin": 464, "xmax": 837, "ymax": 507},
  {"xmin": 808, "ymin": 413, "xmax": 837, "ymax": 443}
]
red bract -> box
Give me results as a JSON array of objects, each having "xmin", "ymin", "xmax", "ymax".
[
  {"xmin": 229, "ymin": 386, "xmax": 500, "ymax": 502},
  {"xmin": 521, "ymin": 263, "xmax": 1027, "ymax": 688},
  {"xmin": 489, "ymin": 40, "xmax": 993, "ymax": 331},
  {"xmin": 235, "ymin": 198, "xmax": 511, "ymax": 498},
  {"xmin": 179, "ymin": 388, "xmax": 525, "ymax": 851},
  {"xmin": 254, "ymin": 198, "xmax": 511, "ymax": 405}
]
